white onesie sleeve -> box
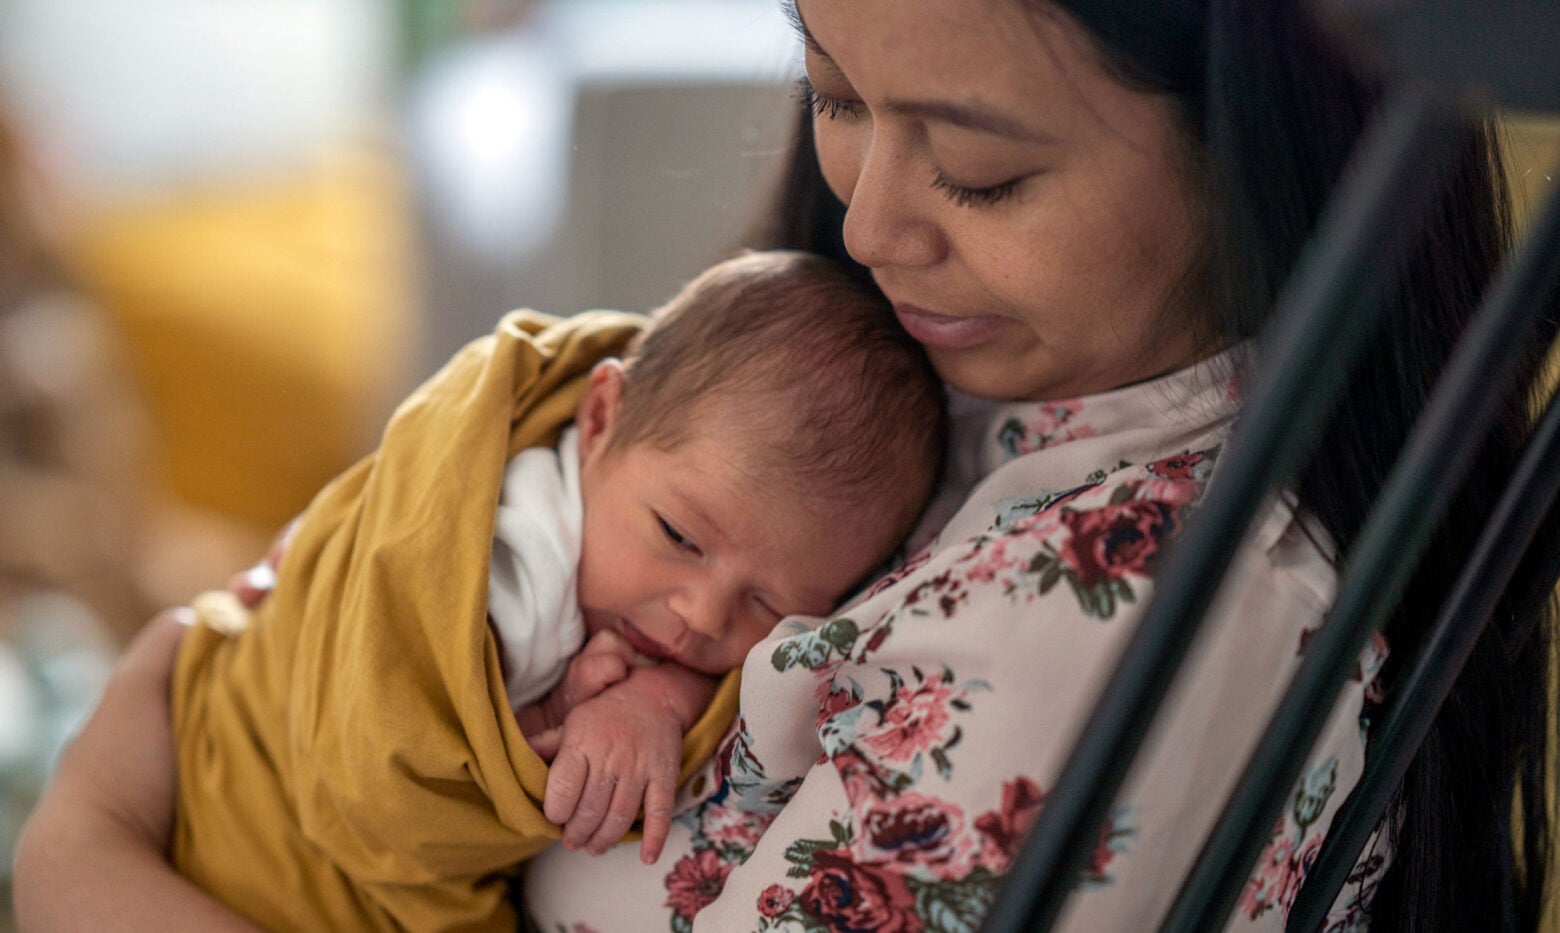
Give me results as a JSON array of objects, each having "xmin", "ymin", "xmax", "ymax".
[{"xmin": 487, "ymin": 425, "xmax": 586, "ymax": 711}]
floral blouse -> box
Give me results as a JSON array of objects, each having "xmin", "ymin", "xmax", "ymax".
[{"xmin": 522, "ymin": 352, "xmax": 1390, "ymax": 933}]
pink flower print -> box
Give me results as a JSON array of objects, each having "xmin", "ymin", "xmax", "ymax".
[
  {"xmin": 700, "ymin": 801, "xmax": 766, "ymax": 854},
  {"xmin": 800, "ymin": 850, "xmax": 924, "ymax": 933},
  {"xmin": 816, "ymin": 678, "xmax": 863, "ymax": 731},
  {"xmin": 975, "ymin": 776, "xmax": 1046, "ymax": 874},
  {"xmin": 757, "ymin": 883, "xmax": 796, "ymax": 918},
  {"xmin": 1057, "ymin": 498, "xmax": 1179, "ymax": 589},
  {"xmin": 1133, "ymin": 477, "xmax": 1205, "ymax": 507},
  {"xmin": 833, "ymin": 747, "xmax": 890, "ymax": 803},
  {"xmin": 860, "ymin": 678, "xmax": 958, "ymax": 766},
  {"xmin": 855, "ymin": 791, "xmax": 974, "ymax": 880},
  {"xmin": 1146, "ymin": 451, "xmax": 1211, "ymax": 481},
  {"xmin": 996, "ymin": 402, "xmax": 1095, "ymax": 456},
  {"xmin": 961, "ymin": 536, "xmax": 1014, "ymax": 585},
  {"xmin": 1279, "ymin": 834, "xmax": 1324, "ymax": 912},
  {"xmin": 901, "ymin": 569, "xmax": 969, "ymax": 619},
  {"xmin": 663, "ymin": 848, "xmax": 733, "ymax": 922},
  {"xmin": 865, "ymin": 544, "xmax": 935, "ymax": 599},
  {"xmin": 1239, "ymin": 820, "xmax": 1296, "ymax": 920}
]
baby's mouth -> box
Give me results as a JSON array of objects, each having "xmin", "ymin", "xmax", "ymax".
[{"xmin": 617, "ymin": 618, "xmax": 675, "ymax": 663}]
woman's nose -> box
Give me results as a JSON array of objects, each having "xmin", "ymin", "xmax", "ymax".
[{"xmin": 840, "ymin": 134, "xmax": 947, "ymax": 271}]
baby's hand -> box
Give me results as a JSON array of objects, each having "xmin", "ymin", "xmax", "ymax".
[
  {"xmin": 542, "ymin": 685, "xmax": 682, "ymax": 865},
  {"xmin": 521, "ymin": 630, "xmax": 642, "ymax": 759}
]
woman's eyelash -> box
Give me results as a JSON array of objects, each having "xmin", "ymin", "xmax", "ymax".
[
  {"xmin": 794, "ymin": 75, "xmax": 1017, "ymax": 207},
  {"xmin": 794, "ymin": 77, "xmax": 861, "ymax": 121},
  {"xmin": 930, "ymin": 169, "xmax": 1020, "ymax": 208}
]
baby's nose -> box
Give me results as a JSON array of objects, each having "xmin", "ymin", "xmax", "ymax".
[{"xmin": 677, "ymin": 586, "xmax": 734, "ymax": 641}]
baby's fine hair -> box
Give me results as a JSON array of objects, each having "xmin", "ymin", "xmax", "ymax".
[{"xmin": 613, "ymin": 250, "xmax": 946, "ymax": 528}]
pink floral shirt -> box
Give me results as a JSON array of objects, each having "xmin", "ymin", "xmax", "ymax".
[{"xmin": 523, "ymin": 353, "xmax": 1389, "ymax": 933}]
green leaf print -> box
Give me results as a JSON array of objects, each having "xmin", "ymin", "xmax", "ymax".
[
  {"xmin": 1293, "ymin": 756, "xmax": 1338, "ymax": 832},
  {"xmin": 771, "ymin": 618, "xmax": 858, "ymax": 672},
  {"xmin": 910, "ymin": 868, "xmax": 1001, "ymax": 933}
]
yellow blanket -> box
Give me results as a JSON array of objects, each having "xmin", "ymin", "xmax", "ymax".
[{"xmin": 172, "ymin": 310, "xmax": 742, "ymax": 931}]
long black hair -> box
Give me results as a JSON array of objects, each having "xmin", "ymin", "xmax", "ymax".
[{"xmin": 748, "ymin": 1, "xmax": 1556, "ymax": 929}]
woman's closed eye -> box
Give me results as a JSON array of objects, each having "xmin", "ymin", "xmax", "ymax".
[
  {"xmin": 799, "ymin": 76, "xmax": 1024, "ymax": 209},
  {"xmin": 796, "ymin": 76, "xmax": 863, "ymax": 122},
  {"xmin": 930, "ymin": 167, "xmax": 1021, "ymax": 208}
]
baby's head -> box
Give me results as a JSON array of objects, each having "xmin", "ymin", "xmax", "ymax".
[{"xmin": 574, "ymin": 250, "xmax": 945, "ymax": 674}]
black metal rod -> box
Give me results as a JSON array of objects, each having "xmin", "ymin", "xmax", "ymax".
[
  {"xmin": 979, "ymin": 83, "xmax": 1465, "ymax": 933},
  {"xmin": 1160, "ymin": 130, "xmax": 1560, "ymax": 933},
  {"xmin": 1283, "ymin": 188, "xmax": 1560, "ymax": 933}
]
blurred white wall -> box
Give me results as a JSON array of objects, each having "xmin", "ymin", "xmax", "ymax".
[
  {"xmin": 0, "ymin": 0, "xmax": 394, "ymax": 199},
  {"xmin": 406, "ymin": 0, "xmax": 801, "ymax": 374}
]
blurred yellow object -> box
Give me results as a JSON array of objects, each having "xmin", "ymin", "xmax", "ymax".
[{"xmin": 65, "ymin": 148, "xmax": 417, "ymax": 532}]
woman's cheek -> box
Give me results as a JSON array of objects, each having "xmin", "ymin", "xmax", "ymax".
[{"xmin": 812, "ymin": 118, "xmax": 866, "ymax": 207}]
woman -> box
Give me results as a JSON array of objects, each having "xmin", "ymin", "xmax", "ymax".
[{"xmin": 15, "ymin": 0, "xmax": 1554, "ymax": 930}]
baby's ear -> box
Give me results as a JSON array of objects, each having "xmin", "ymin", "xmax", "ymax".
[{"xmin": 577, "ymin": 358, "xmax": 626, "ymax": 459}]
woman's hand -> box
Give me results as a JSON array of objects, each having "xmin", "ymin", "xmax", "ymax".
[
  {"xmin": 225, "ymin": 518, "xmax": 296, "ymax": 609},
  {"xmin": 12, "ymin": 517, "xmax": 296, "ymax": 931},
  {"xmin": 12, "ymin": 610, "xmax": 262, "ymax": 931}
]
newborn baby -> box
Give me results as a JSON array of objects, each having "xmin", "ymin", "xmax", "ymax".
[{"xmin": 173, "ymin": 250, "xmax": 946, "ymax": 931}]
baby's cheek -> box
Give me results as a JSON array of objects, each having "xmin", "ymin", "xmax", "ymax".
[{"xmin": 723, "ymin": 625, "xmax": 777, "ymax": 669}]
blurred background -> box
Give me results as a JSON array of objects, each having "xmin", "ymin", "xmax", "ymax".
[
  {"xmin": 0, "ymin": 0, "xmax": 796, "ymax": 922},
  {"xmin": 0, "ymin": 1, "xmax": 1557, "ymax": 929}
]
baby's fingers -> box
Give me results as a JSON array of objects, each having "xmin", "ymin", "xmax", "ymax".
[
  {"xmin": 528, "ymin": 727, "xmax": 562, "ymax": 762},
  {"xmin": 563, "ymin": 654, "xmax": 629, "ymax": 707},
  {"xmin": 639, "ymin": 773, "xmax": 676, "ymax": 864},
  {"xmin": 586, "ymin": 774, "xmax": 647, "ymax": 856},
  {"xmin": 561, "ymin": 768, "xmax": 618, "ymax": 850},
  {"xmin": 543, "ymin": 747, "xmax": 588, "ymax": 826}
]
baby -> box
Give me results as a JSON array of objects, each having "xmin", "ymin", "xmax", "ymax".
[
  {"xmin": 485, "ymin": 250, "xmax": 946, "ymax": 863},
  {"xmin": 173, "ymin": 250, "xmax": 946, "ymax": 931}
]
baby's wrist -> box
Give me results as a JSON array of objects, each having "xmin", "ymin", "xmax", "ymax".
[
  {"xmin": 515, "ymin": 697, "xmax": 560, "ymax": 736},
  {"xmin": 619, "ymin": 662, "xmax": 719, "ymax": 730}
]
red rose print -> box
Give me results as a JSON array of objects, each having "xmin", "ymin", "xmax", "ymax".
[
  {"xmin": 700, "ymin": 801, "xmax": 765, "ymax": 853},
  {"xmin": 757, "ymin": 883, "xmax": 796, "ymax": 918},
  {"xmin": 663, "ymin": 848, "xmax": 733, "ymax": 922},
  {"xmin": 975, "ymin": 776, "xmax": 1046, "ymax": 874},
  {"xmin": 816, "ymin": 679, "xmax": 862, "ymax": 730},
  {"xmin": 860, "ymin": 678, "xmax": 958, "ymax": 765},
  {"xmin": 1085, "ymin": 813, "xmax": 1121, "ymax": 883},
  {"xmin": 1057, "ymin": 499, "xmax": 1178, "ymax": 589},
  {"xmin": 857, "ymin": 792, "xmax": 973, "ymax": 880},
  {"xmin": 800, "ymin": 850, "xmax": 924, "ymax": 933},
  {"xmin": 1146, "ymin": 452, "xmax": 1209, "ymax": 481}
]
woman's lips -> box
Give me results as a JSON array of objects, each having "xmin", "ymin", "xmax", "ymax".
[{"xmin": 893, "ymin": 304, "xmax": 1008, "ymax": 350}]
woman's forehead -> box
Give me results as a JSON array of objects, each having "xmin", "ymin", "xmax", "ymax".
[{"xmin": 795, "ymin": 0, "xmax": 1130, "ymax": 136}]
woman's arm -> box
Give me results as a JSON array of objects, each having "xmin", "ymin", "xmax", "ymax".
[{"xmin": 12, "ymin": 610, "xmax": 261, "ymax": 932}]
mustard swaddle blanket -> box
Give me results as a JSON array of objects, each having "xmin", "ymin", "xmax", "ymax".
[{"xmin": 172, "ymin": 310, "xmax": 741, "ymax": 931}]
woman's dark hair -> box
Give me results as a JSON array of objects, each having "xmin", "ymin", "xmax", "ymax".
[{"xmin": 748, "ymin": 1, "xmax": 1556, "ymax": 929}]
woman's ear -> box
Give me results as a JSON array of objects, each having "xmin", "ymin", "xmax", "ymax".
[{"xmin": 576, "ymin": 359, "xmax": 626, "ymax": 461}]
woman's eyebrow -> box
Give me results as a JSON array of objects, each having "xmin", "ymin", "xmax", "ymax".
[
  {"xmin": 886, "ymin": 99, "xmax": 1059, "ymax": 144},
  {"xmin": 779, "ymin": 0, "xmax": 830, "ymax": 61},
  {"xmin": 781, "ymin": 1, "xmax": 1051, "ymax": 144}
]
